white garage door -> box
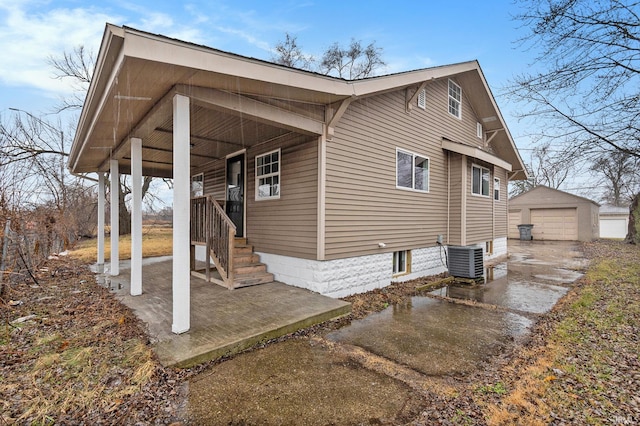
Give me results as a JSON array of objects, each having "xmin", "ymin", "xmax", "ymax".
[
  {"xmin": 508, "ymin": 211, "xmax": 522, "ymax": 239},
  {"xmin": 530, "ymin": 208, "xmax": 578, "ymax": 241},
  {"xmin": 600, "ymin": 218, "xmax": 627, "ymax": 239}
]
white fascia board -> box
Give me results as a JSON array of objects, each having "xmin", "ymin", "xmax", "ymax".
[
  {"xmin": 70, "ymin": 24, "xmax": 126, "ymax": 172},
  {"xmin": 120, "ymin": 27, "xmax": 352, "ymax": 97},
  {"xmin": 349, "ymin": 61, "xmax": 479, "ymax": 96}
]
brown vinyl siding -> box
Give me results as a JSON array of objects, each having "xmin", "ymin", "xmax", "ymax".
[
  {"xmin": 493, "ymin": 167, "xmax": 508, "ymax": 237},
  {"xmin": 201, "ymin": 159, "xmax": 225, "ymax": 200},
  {"xmin": 448, "ymin": 152, "xmax": 463, "ymax": 245},
  {"xmin": 196, "ymin": 134, "xmax": 318, "ymax": 259},
  {"xmin": 465, "ymin": 160, "xmax": 494, "ymax": 244},
  {"xmin": 247, "ymin": 135, "xmax": 318, "ymax": 259},
  {"xmin": 324, "ymin": 78, "xmax": 480, "ymax": 259}
]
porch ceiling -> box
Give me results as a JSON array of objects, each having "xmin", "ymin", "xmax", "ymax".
[{"xmin": 73, "ymin": 55, "xmax": 328, "ymax": 178}]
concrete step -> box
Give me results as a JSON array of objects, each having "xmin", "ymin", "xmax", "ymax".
[
  {"xmin": 234, "ymin": 262, "xmax": 267, "ymax": 275},
  {"xmin": 233, "ymin": 271, "xmax": 275, "ymax": 287}
]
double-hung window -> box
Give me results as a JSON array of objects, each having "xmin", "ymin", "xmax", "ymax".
[
  {"xmin": 255, "ymin": 149, "xmax": 280, "ymax": 200},
  {"xmin": 448, "ymin": 79, "xmax": 462, "ymax": 119},
  {"xmin": 472, "ymin": 164, "xmax": 490, "ymax": 197},
  {"xmin": 494, "ymin": 177, "xmax": 500, "ymax": 201},
  {"xmin": 396, "ymin": 149, "xmax": 429, "ymax": 192}
]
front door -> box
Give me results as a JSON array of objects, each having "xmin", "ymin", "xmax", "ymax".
[{"xmin": 226, "ymin": 154, "xmax": 245, "ymax": 237}]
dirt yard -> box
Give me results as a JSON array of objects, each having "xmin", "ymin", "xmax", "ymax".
[{"xmin": 1, "ymin": 240, "xmax": 638, "ymax": 425}]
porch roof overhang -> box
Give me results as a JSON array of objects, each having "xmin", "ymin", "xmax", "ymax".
[
  {"xmin": 69, "ymin": 24, "xmax": 527, "ymax": 180},
  {"xmin": 441, "ymin": 138, "xmax": 512, "ymax": 172}
]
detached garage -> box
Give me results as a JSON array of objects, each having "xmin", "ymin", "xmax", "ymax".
[
  {"xmin": 509, "ymin": 186, "xmax": 600, "ymax": 241},
  {"xmin": 599, "ymin": 205, "xmax": 629, "ymax": 239}
]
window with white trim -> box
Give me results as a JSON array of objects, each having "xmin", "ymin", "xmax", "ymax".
[
  {"xmin": 477, "ymin": 122, "xmax": 483, "ymax": 139},
  {"xmin": 191, "ymin": 173, "xmax": 203, "ymax": 198},
  {"xmin": 396, "ymin": 149, "xmax": 429, "ymax": 192},
  {"xmin": 393, "ymin": 250, "xmax": 409, "ymax": 275},
  {"xmin": 494, "ymin": 177, "xmax": 500, "ymax": 201},
  {"xmin": 472, "ymin": 164, "xmax": 490, "ymax": 197},
  {"xmin": 255, "ymin": 149, "xmax": 280, "ymax": 200},
  {"xmin": 448, "ymin": 79, "xmax": 462, "ymax": 119},
  {"xmin": 417, "ymin": 89, "xmax": 426, "ymax": 110}
]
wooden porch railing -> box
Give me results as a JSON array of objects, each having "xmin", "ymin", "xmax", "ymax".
[{"xmin": 190, "ymin": 196, "xmax": 236, "ymax": 287}]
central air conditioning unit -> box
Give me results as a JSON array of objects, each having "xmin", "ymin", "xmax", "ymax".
[{"xmin": 447, "ymin": 245, "xmax": 484, "ymax": 279}]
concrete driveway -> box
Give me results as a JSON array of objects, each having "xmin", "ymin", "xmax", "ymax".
[{"xmin": 182, "ymin": 240, "xmax": 588, "ymax": 424}]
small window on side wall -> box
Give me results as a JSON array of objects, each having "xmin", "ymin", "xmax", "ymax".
[
  {"xmin": 255, "ymin": 149, "xmax": 280, "ymax": 200},
  {"xmin": 472, "ymin": 164, "xmax": 490, "ymax": 197},
  {"xmin": 477, "ymin": 122, "xmax": 483, "ymax": 139},
  {"xmin": 396, "ymin": 149, "xmax": 429, "ymax": 192},
  {"xmin": 191, "ymin": 173, "xmax": 203, "ymax": 198},
  {"xmin": 393, "ymin": 250, "xmax": 410, "ymax": 275},
  {"xmin": 494, "ymin": 177, "xmax": 500, "ymax": 201},
  {"xmin": 448, "ymin": 79, "xmax": 462, "ymax": 119}
]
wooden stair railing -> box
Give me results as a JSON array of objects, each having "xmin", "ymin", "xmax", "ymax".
[{"xmin": 191, "ymin": 196, "xmax": 236, "ymax": 288}]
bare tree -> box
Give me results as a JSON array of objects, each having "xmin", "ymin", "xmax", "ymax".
[
  {"xmin": 509, "ymin": 142, "xmax": 577, "ymax": 197},
  {"xmin": 509, "ymin": 0, "xmax": 640, "ymax": 242},
  {"xmin": 508, "ymin": 0, "xmax": 640, "ymax": 157},
  {"xmin": 319, "ymin": 39, "xmax": 386, "ymax": 79},
  {"xmin": 271, "ymin": 33, "xmax": 314, "ymax": 69},
  {"xmin": 47, "ymin": 45, "xmax": 94, "ymax": 113},
  {"xmin": 0, "ymin": 46, "xmax": 163, "ymax": 239},
  {"xmin": 272, "ymin": 34, "xmax": 386, "ymax": 79},
  {"xmin": 590, "ymin": 150, "xmax": 640, "ymax": 206}
]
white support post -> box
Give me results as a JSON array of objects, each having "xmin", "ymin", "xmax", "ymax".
[
  {"xmin": 172, "ymin": 94, "xmax": 190, "ymax": 334},
  {"xmin": 131, "ymin": 137, "xmax": 143, "ymax": 296},
  {"xmin": 97, "ymin": 172, "xmax": 105, "ymax": 273},
  {"xmin": 110, "ymin": 159, "xmax": 120, "ymax": 276}
]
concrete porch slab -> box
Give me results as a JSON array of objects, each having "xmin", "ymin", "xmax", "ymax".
[{"xmin": 98, "ymin": 259, "xmax": 351, "ymax": 367}]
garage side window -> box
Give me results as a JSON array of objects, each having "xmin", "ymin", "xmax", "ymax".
[
  {"xmin": 396, "ymin": 148, "xmax": 429, "ymax": 192},
  {"xmin": 472, "ymin": 164, "xmax": 490, "ymax": 197}
]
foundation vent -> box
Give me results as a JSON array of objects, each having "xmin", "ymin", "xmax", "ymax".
[{"xmin": 447, "ymin": 245, "xmax": 484, "ymax": 279}]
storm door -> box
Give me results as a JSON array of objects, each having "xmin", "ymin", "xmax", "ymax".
[{"xmin": 226, "ymin": 154, "xmax": 245, "ymax": 237}]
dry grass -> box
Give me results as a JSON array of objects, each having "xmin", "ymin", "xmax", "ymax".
[
  {"xmin": 483, "ymin": 241, "xmax": 640, "ymax": 425},
  {"xmin": 69, "ymin": 225, "xmax": 173, "ymax": 262},
  {"xmin": 1, "ymin": 258, "xmax": 162, "ymax": 425}
]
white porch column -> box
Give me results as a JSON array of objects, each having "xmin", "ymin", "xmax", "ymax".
[
  {"xmin": 97, "ymin": 172, "xmax": 105, "ymax": 273},
  {"xmin": 109, "ymin": 159, "xmax": 119, "ymax": 276},
  {"xmin": 130, "ymin": 137, "xmax": 143, "ymax": 296},
  {"xmin": 172, "ymin": 94, "xmax": 190, "ymax": 334}
]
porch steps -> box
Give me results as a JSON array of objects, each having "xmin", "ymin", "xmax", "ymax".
[{"xmin": 231, "ymin": 239, "xmax": 274, "ymax": 288}]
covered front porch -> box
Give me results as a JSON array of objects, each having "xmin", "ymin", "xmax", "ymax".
[
  {"xmin": 101, "ymin": 258, "xmax": 351, "ymax": 367},
  {"xmin": 70, "ymin": 25, "xmax": 342, "ymax": 335}
]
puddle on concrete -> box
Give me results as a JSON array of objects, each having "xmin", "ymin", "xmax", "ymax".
[
  {"xmin": 327, "ymin": 297, "xmax": 532, "ymax": 376},
  {"xmin": 430, "ymin": 263, "xmax": 570, "ymax": 314},
  {"xmin": 185, "ymin": 339, "xmax": 424, "ymax": 424}
]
